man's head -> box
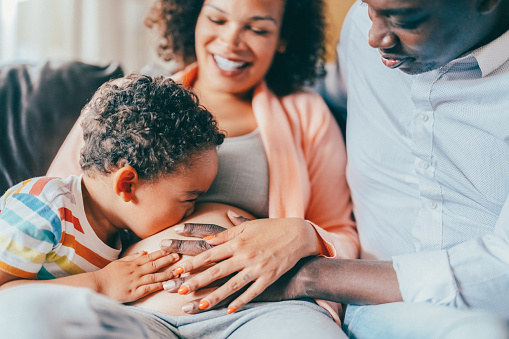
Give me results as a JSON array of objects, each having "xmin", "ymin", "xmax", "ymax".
[{"xmin": 362, "ymin": 0, "xmax": 509, "ymax": 74}]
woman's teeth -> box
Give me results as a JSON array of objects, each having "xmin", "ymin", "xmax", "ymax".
[{"xmin": 214, "ymin": 55, "xmax": 246, "ymax": 71}]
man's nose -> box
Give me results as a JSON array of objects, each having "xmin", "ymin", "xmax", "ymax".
[{"xmin": 368, "ymin": 13, "xmax": 397, "ymax": 49}]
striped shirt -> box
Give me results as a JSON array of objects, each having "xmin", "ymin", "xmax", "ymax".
[{"xmin": 0, "ymin": 175, "xmax": 120, "ymax": 279}]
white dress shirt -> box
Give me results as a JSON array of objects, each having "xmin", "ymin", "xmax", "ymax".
[{"xmin": 323, "ymin": 1, "xmax": 509, "ymax": 317}]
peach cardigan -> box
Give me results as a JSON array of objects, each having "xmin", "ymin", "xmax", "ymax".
[{"xmin": 47, "ymin": 64, "xmax": 359, "ymax": 324}]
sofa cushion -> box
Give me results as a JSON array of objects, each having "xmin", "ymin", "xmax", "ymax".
[{"xmin": 0, "ymin": 60, "xmax": 123, "ymax": 193}]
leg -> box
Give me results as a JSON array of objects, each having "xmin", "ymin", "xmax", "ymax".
[
  {"xmin": 0, "ymin": 284, "xmax": 180, "ymax": 339},
  {"xmin": 177, "ymin": 299, "xmax": 347, "ymax": 339},
  {"xmin": 343, "ymin": 302, "xmax": 509, "ymax": 339}
]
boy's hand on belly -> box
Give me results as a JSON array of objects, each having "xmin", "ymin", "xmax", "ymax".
[{"xmin": 92, "ymin": 249, "xmax": 180, "ymax": 303}]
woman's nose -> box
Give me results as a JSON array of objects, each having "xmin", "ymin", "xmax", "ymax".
[{"xmin": 220, "ymin": 24, "xmax": 242, "ymax": 48}]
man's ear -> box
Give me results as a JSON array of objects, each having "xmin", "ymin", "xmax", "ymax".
[
  {"xmin": 477, "ymin": 0, "xmax": 500, "ymax": 14},
  {"xmin": 113, "ymin": 166, "xmax": 138, "ymax": 202}
]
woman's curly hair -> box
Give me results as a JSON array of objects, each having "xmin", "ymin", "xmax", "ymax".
[
  {"xmin": 145, "ymin": 0, "xmax": 326, "ymax": 97},
  {"xmin": 80, "ymin": 73, "xmax": 225, "ymax": 180}
]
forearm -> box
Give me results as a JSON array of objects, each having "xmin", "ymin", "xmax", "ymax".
[
  {"xmin": 299, "ymin": 257, "xmax": 402, "ymax": 305},
  {"xmin": 1, "ymin": 272, "xmax": 98, "ymax": 292}
]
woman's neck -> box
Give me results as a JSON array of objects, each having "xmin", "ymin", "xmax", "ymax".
[{"xmin": 192, "ymin": 79, "xmax": 258, "ymax": 138}]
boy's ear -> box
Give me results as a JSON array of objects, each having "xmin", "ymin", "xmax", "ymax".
[{"xmin": 113, "ymin": 166, "xmax": 138, "ymax": 202}]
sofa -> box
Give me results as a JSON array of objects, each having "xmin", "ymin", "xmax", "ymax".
[{"xmin": 0, "ymin": 60, "xmax": 124, "ymax": 194}]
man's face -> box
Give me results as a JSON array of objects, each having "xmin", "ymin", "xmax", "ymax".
[{"xmin": 363, "ymin": 0, "xmax": 482, "ymax": 74}]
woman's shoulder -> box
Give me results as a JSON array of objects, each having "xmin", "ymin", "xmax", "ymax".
[{"xmin": 279, "ymin": 88, "xmax": 334, "ymax": 125}]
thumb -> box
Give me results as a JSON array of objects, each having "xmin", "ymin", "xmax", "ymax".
[
  {"xmin": 204, "ymin": 224, "xmax": 245, "ymax": 245},
  {"xmin": 227, "ymin": 210, "xmax": 252, "ymax": 226}
]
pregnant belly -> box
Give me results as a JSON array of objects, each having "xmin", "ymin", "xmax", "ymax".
[{"xmin": 122, "ymin": 202, "xmax": 253, "ymax": 316}]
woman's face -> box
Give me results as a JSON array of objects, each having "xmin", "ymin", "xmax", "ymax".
[{"xmin": 194, "ymin": 0, "xmax": 285, "ymax": 96}]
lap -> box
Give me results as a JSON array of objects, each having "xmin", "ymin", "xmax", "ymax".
[
  {"xmin": 0, "ymin": 285, "xmax": 346, "ymax": 339},
  {"xmin": 343, "ymin": 302, "xmax": 509, "ymax": 339},
  {"xmin": 0, "ymin": 284, "xmax": 179, "ymax": 339}
]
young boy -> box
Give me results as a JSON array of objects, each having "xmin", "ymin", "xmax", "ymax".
[{"xmin": 0, "ymin": 74, "xmax": 224, "ymax": 303}]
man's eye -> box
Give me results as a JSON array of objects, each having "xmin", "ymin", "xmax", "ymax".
[{"xmin": 395, "ymin": 20, "xmax": 420, "ymax": 30}]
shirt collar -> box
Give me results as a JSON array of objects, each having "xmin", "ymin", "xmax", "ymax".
[{"xmin": 470, "ymin": 29, "xmax": 509, "ymax": 77}]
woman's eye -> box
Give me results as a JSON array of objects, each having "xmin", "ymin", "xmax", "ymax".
[
  {"xmin": 183, "ymin": 199, "xmax": 197, "ymax": 203},
  {"xmin": 249, "ymin": 27, "xmax": 268, "ymax": 35},
  {"xmin": 208, "ymin": 17, "xmax": 225, "ymax": 25}
]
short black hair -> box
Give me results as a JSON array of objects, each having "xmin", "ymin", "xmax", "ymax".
[
  {"xmin": 145, "ymin": 0, "xmax": 326, "ymax": 97},
  {"xmin": 80, "ymin": 73, "xmax": 225, "ymax": 180}
]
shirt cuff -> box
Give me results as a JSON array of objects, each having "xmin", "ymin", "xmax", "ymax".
[{"xmin": 392, "ymin": 250, "xmax": 459, "ymax": 304}]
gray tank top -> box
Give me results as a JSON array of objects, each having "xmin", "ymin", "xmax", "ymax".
[{"xmin": 198, "ymin": 128, "xmax": 269, "ymax": 218}]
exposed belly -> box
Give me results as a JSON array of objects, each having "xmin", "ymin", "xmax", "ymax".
[{"xmin": 122, "ymin": 202, "xmax": 253, "ymax": 316}]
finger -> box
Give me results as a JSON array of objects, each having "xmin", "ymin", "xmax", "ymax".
[
  {"xmin": 175, "ymin": 259, "xmax": 242, "ymax": 295},
  {"xmin": 204, "ymin": 225, "xmax": 245, "ymax": 246},
  {"xmin": 173, "ymin": 223, "xmax": 227, "ymax": 238},
  {"xmin": 227, "ymin": 277, "xmax": 275, "ymax": 314},
  {"xmin": 134, "ymin": 282, "xmax": 165, "ymax": 300},
  {"xmin": 138, "ymin": 270, "xmax": 176, "ymax": 286},
  {"xmin": 196, "ymin": 271, "xmax": 253, "ymax": 310},
  {"xmin": 181, "ymin": 299, "xmax": 201, "ymax": 314},
  {"xmin": 172, "ymin": 244, "xmax": 234, "ymax": 277},
  {"xmin": 139, "ymin": 252, "xmax": 180, "ymax": 274},
  {"xmin": 162, "ymin": 276, "xmax": 189, "ymax": 293},
  {"xmin": 117, "ymin": 250, "xmax": 147, "ymax": 262},
  {"xmin": 227, "ymin": 210, "xmax": 252, "ymax": 225},
  {"xmin": 160, "ymin": 239, "xmax": 214, "ymax": 256}
]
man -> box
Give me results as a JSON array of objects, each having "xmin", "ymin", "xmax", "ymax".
[
  {"xmin": 310, "ymin": 0, "xmax": 509, "ymax": 337},
  {"xmin": 163, "ymin": 0, "xmax": 509, "ymax": 338}
]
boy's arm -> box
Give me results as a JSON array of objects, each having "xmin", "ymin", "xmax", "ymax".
[{"xmin": 0, "ymin": 250, "xmax": 180, "ymax": 303}]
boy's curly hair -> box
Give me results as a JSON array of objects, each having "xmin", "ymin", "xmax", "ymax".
[
  {"xmin": 80, "ymin": 73, "xmax": 225, "ymax": 180},
  {"xmin": 145, "ymin": 0, "xmax": 326, "ymax": 97}
]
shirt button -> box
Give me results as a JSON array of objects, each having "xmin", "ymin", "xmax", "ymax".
[
  {"xmin": 419, "ymin": 114, "xmax": 429, "ymax": 122},
  {"xmin": 428, "ymin": 201, "xmax": 437, "ymax": 209},
  {"xmin": 419, "ymin": 161, "xmax": 429, "ymax": 169}
]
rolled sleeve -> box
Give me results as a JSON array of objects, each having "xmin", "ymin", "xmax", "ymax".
[{"xmin": 392, "ymin": 250, "xmax": 462, "ymax": 307}]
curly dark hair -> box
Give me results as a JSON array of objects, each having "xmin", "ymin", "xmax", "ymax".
[
  {"xmin": 80, "ymin": 73, "xmax": 225, "ymax": 180},
  {"xmin": 145, "ymin": 0, "xmax": 326, "ymax": 97}
]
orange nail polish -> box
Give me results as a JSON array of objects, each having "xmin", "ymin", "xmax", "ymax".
[
  {"xmin": 178, "ymin": 286, "xmax": 189, "ymax": 295},
  {"xmin": 227, "ymin": 306, "xmax": 236, "ymax": 314},
  {"xmin": 199, "ymin": 300, "xmax": 210, "ymax": 309},
  {"xmin": 203, "ymin": 235, "xmax": 214, "ymax": 241},
  {"xmin": 174, "ymin": 266, "xmax": 184, "ymax": 275}
]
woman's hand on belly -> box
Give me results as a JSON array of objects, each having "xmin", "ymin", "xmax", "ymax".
[{"xmin": 161, "ymin": 215, "xmax": 321, "ymax": 315}]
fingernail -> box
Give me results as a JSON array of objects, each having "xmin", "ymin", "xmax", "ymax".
[
  {"xmin": 203, "ymin": 235, "xmax": 214, "ymax": 241},
  {"xmin": 228, "ymin": 210, "xmax": 241, "ymax": 218},
  {"xmin": 160, "ymin": 239, "xmax": 173, "ymax": 247},
  {"xmin": 171, "ymin": 253, "xmax": 180, "ymax": 260},
  {"xmin": 182, "ymin": 303, "xmax": 194, "ymax": 313},
  {"xmin": 140, "ymin": 250, "xmax": 148, "ymax": 255},
  {"xmin": 173, "ymin": 224, "xmax": 184, "ymax": 233},
  {"xmin": 163, "ymin": 280, "xmax": 176, "ymax": 291},
  {"xmin": 227, "ymin": 306, "xmax": 237, "ymax": 314},
  {"xmin": 178, "ymin": 285, "xmax": 189, "ymax": 295},
  {"xmin": 174, "ymin": 266, "xmax": 184, "ymax": 275},
  {"xmin": 199, "ymin": 300, "xmax": 210, "ymax": 310}
]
